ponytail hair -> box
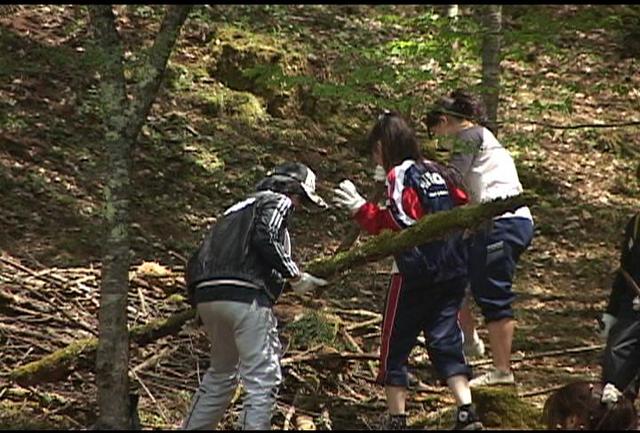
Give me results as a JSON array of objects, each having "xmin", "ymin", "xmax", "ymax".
[
  {"xmin": 367, "ymin": 110, "xmax": 422, "ymax": 172},
  {"xmin": 425, "ymin": 88, "xmax": 489, "ymax": 133}
]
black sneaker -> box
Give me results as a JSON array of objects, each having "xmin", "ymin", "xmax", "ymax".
[
  {"xmin": 454, "ymin": 404, "xmax": 483, "ymax": 430},
  {"xmin": 381, "ymin": 413, "xmax": 407, "ymax": 430}
]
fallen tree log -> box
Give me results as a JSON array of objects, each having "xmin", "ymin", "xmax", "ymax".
[
  {"xmin": 307, "ymin": 193, "xmax": 534, "ymax": 278},
  {"xmin": 9, "ymin": 193, "xmax": 534, "ymax": 386},
  {"xmin": 10, "ymin": 309, "xmax": 196, "ymax": 386}
]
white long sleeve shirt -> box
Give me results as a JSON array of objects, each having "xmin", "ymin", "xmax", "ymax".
[{"xmin": 450, "ymin": 126, "xmax": 532, "ymax": 221}]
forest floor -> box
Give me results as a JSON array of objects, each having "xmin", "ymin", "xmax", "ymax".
[{"xmin": 1, "ymin": 4, "xmax": 639, "ymax": 430}]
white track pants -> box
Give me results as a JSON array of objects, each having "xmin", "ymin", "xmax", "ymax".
[{"xmin": 182, "ymin": 300, "xmax": 282, "ymax": 430}]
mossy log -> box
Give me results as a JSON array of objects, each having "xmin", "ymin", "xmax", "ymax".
[
  {"xmin": 471, "ymin": 386, "xmax": 542, "ymax": 429},
  {"xmin": 9, "ymin": 194, "xmax": 534, "ymax": 386},
  {"xmin": 9, "ymin": 309, "xmax": 196, "ymax": 387},
  {"xmin": 306, "ymin": 193, "xmax": 535, "ymax": 279},
  {"xmin": 414, "ymin": 386, "xmax": 542, "ymax": 429}
]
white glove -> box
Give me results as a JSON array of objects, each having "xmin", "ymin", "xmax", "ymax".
[
  {"xmin": 290, "ymin": 272, "xmax": 329, "ymax": 293},
  {"xmin": 633, "ymin": 296, "xmax": 640, "ymax": 312},
  {"xmin": 373, "ymin": 165, "xmax": 387, "ymax": 183},
  {"xmin": 332, "ymin": 180, "xmax": 366, "ymax": 214},
  {"xmin": 601, "ymin": 382, "xmax": 623, "ymax": 407},
  {"xmin": 599, "ymin": 313, "xmax": 618, "ymax": 340}
]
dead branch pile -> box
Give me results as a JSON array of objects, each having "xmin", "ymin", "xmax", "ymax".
[{"xmin": 0, "ymin": 252, "xmax": 443, "ymax": 429}]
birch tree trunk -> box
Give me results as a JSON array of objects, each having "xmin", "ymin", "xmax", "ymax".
[
  {"xmin": 88, "ymin": 5, "xmax": 192, "ymax": 429},
  {"xmin": 480, "ymin": 5, "xmax": 502, "ymax": 136}
]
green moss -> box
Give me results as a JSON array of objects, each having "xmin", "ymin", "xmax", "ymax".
[
  {"xmin": 0, "ymin": 400, "xmax": 75, "ymax": 429},
  {"xmin": 472, "ymin": 386, "xmax": 543, "ymax": 429},
  {"xmin": 284, "ymin": 310, "xmax": 342, "ymax": 351},
  {"xmin": 166, "ymin": 293, "xmax": 186, "ymax": 304},
  {"xmin": 414, "ymin": 386, "xmax": 542, "ymax": 430},
  {"xmin": 194, "ymin": 85, "xmax": 267, "ymax": 122},
  {"xmin": 10, "ymin": 337, "xmax": 97, "ymax": 386}
]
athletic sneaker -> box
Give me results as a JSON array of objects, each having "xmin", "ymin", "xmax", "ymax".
[
  {"xmin": 454, "ymin": 404, "xmax": 484, "ymax": 430},
  {"xmin": 463, "ymin": 330, "xmax": 486, "ymax": 358},
  {"xmin": 469, "ymin": 368, "xmax": 515, "ymax": 387}
]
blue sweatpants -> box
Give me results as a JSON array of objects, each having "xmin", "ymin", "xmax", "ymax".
[
  {"xmin": 469, "ymin": 216, "xmax": 534, "ymax": 323},
  {"xmin": 376, "ymin": 274, "xmax": 471, "ymax": 387}
]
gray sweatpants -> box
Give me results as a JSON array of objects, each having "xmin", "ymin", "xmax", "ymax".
[{"xmin": 182, "ymin": 300, "xmax": 282, "ymax": 430}]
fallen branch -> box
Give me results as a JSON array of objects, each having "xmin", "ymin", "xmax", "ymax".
[
  {"xmin": 306, "ymin": 193, "xmax": 535, "ymax": 278},
  {"xmin": 340, "ymin": 327, "xmax": 377, "ymax": 377},
  {"xmin": 470, "ymin": 343, "xmax": 605, "ymax": 367},
  {"xmin": 518, "ymin": 384, "xmax": 566, "ymax": 398},
  {"xmin": 345, "ymin": 317, "xmax": 382, "ymax": 332},
  {"xmin": 132, "ymin": 346, "xmax": 176, "ymax": 374},
  {"xmin": 10, "ymin": 194, "xmax": 534, "ymax": 385},
  {"xmin": 281, "ymin": 351, "xmax": 378, "ymax": 367},
  {"xmin": 9, "ymin": 309, "xmax": 196, "ymax": 386}
]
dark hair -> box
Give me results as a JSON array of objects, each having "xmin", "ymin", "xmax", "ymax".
[
  {"xmin": 425, "ymin": 89, "xmax": 488, "ymax": 137},
  {"xmin": 367, "ymin": 110, "xmax": 422, "ymax": 171},
  {"xmin": 542, "ymin": 381, "xmax": 637, "ymax": 430}
]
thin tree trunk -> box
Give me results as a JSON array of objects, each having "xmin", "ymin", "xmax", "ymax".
[
  {"xmin": 88, "ymin": 5, "xmax": 192, "ymax": 429},
  {"xmin": 480, "ymin": 5, "xmax": 502, "ymax": 136},
  {"xmin": 89, "ymin": 6, "xmax": 133, "ymax": 429}
]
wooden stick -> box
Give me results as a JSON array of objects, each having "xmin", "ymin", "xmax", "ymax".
[
  {"xmin": 345, "ymin": 317, "xmax": 381, "ymax": 332},
  {"xmin": 131, "ymin": 370, "xmax": 170, "ymax": 424},
  {"xmin": 470, "ymin": 343, "xmax": 605, "ymax": 367},
  {"xmin": 324, "ymin": 307, "xmax": 382, "ymax": 319},
  {"xmin": 132, "ymin": 346, "xmax": 175, "ymax": 374},
  {"xmin": 340, "ymin": 327, "xmax": 377, "ymax": 377},
  {"xmin": 518, "ymin": 384, "xmax": 566, "ymax": 398},
  {"xmin": 281, "ymin": 351, "xmax": 378, "ymax": 366}
]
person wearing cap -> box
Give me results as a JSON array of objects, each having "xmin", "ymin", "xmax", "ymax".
[
  {"xmin": 333, "ymin": 111, "xmax": 482, "ymax": 430},
  {"xmin": 182, "ymin": 162, "xmax": 329, "ymax": 430}
]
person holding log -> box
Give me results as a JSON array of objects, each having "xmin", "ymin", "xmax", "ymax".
[
  {"xmin": 333, "ymin": 111, "xmax": 483, "ymax": 430},
  {"xmin": 425, "ymin": 89, "xmax": 534, "ymax": 387},
  {"xmin": 598, "ymin": 211, "xmax": 640, "ymax": 403},
  {"xmin": 182, "ymin": 162, "xmax": 329, "ymax": 430}
]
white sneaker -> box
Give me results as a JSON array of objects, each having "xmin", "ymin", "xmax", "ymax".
[
  {"xmin": 469, "ymin": 368, "xmax": 515, "ymax": 387},
  {"xmin": 463, "ymin": 331, "xmax": 485, "ymax": 358}
]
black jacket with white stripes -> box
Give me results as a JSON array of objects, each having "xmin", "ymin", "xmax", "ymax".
[{"xmin": 186, "ymin": 190, "xmax": 300, "ymax": 306}]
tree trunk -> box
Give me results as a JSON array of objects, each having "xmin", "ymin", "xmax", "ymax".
[
  {"xmin": 89, "ymin": 6, "xmax": 134, "ymax": 429},
  {"xmin": 480, "ymin": 5, "xmax": 502, "ymax": 136},
  {"xmin": 88, "ymin": 5, "xmax": 192, "ymax": 429}
]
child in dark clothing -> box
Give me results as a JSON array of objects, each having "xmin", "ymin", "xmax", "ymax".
[
  {"xmin": 333, "ymin": 111, "xmax": 482, "ymax": 430},
  {"xmin": 599, "ymin": 212, "xmax": 640, "ymax": 401}
]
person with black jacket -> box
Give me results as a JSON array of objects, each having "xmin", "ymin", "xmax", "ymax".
[
  {"xmin": 599, "ymin": 211, "xmax": 640, "ymax": 402},
  {"xmin": 182, "ymin": 162, "xmax": 329, "ymax": 430}
]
